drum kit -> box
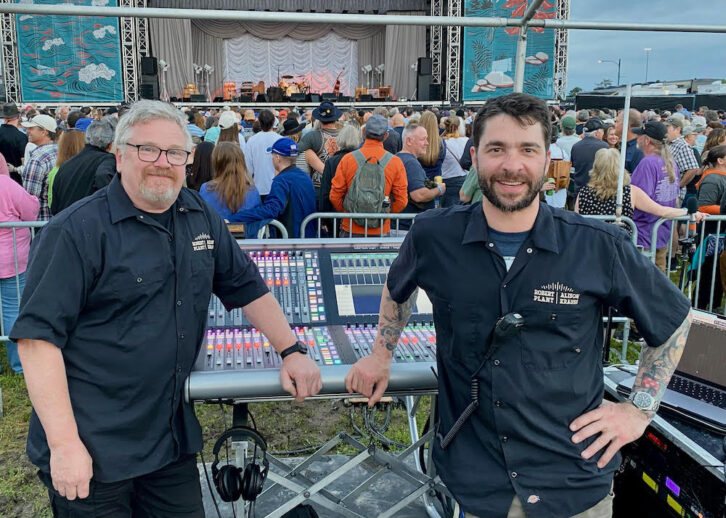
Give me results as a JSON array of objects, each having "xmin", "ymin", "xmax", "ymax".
[{"xmin": 278, "ymin": 74, "xmax": 309, "ymax": 97}]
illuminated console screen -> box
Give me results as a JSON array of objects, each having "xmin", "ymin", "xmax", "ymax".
[{"xmin": 330, "ymin": 253, "xmax": 432, "ymax": 317}]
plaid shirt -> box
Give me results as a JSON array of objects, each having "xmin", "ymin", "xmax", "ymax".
[
  {"xmin": 669, "ymin": 136, "xmax": 699, "ymax": 174},
  {"xmin": 21, "ymin": 142, "xmax": 58, "ymax": 221}
]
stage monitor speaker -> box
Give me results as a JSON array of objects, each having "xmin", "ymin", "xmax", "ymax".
[
  {"xmin": 429, "ymin": 83, "xmax": 443, "ymax": 101},
  {"xmin": 418, "ymin": 57, "xmax": 432, "ymax": 76},
  {"xmin": 266, "ymin": 87, "xmax": 283, "ymax": 102},
  {"xmin": 290, "ymin": 93, "xmax": 306, "ymax": 102},
  {"xmin": 141, "ymin": 56, "xmax": 158, "ymax": 76},
  {"xmin": 359, "ymin": 94, "xmax": 373, "ymax": 102},
  {"xmin": 139, "ymin": 81, "xmax": 158, "ymax": 100},
  {"xmin": 321, "ymin": 93, "xmax": 338, "ymax": 102},
  {"xmin": 417, "ymin": 75, "xmax": 432, "ymax": 101},
  {"xmin": 190, "ymin": 94, "xmax": 207, "ymax": 103},
  {"xmin": 338, "ymin": 96, "xmax": 352, "ymax": 102},
  {"xmin": 238, "ymin": 95, "xmax": 253, "ymax": 103},
  {"xmin": 213, "ymin": 96, "xmax": 223, "ymax": 103},
  {"xmin": 256, "ymin": 94, "xmax": 267, "ymax": 103},
  {"xmin": 308, "ymin": 93, "xmax": 321, "ymax": 103}
]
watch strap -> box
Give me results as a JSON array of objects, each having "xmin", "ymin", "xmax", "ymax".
[{"xmin": 280, "ymin": 340, "xmax": 307, "ymax": 360}]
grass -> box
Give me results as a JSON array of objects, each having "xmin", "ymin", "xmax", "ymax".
[{"xmin": 0, "ymin": 339, "xmax": 642, "ymax": 518}]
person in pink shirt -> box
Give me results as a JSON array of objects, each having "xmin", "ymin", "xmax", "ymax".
[{"xmin": 0, "ymin": 151, "xmax": 39, "ymax": 373}]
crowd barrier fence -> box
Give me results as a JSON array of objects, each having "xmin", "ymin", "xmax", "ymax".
[{"xmin": 300, "ymin": 212, "xmax": 418, "ymax": 238}]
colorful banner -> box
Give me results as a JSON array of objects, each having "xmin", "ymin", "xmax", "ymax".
[
  {"xmin": 16, "ymin": 0, "xmax": 124, "ymax": 102},
  {"xmin": 462, "ymin": 0, "xmax": 556, "ymax": 101}
]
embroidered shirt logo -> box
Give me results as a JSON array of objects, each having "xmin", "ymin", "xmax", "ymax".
[
  {"xmin": 533, "ymin": 282, "xmax": 580, "ymax": 305},
  {"xmin": 192, "ymin": 233, "xmax": 214, "ymax": 251}
]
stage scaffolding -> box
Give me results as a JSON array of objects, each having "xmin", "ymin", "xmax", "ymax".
[{"xmin": 0, "ymin": 3, "xmax": 725, "ymax": 104}]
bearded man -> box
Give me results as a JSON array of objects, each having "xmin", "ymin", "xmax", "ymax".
[
  {"xmin": 345, "ymin": 93, "xmax": 692, "ymax": 518},
  {"xmin": 11, "ymin": 100, "xmax": 322, "ymax": 518}
]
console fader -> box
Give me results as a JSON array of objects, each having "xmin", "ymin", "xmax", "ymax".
[{"xmin": 189, "ymin": 240, "xmax": 438, "ymax": 401}]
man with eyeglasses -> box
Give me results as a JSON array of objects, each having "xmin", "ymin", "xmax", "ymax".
[{"xmin": 11, "ymin": 100, "xmax": 322, "ymax": 518}]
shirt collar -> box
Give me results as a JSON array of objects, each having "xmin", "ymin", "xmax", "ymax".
[
  {"xmin": 461, "ymin": 202, "xmax": 560, "ymax": 254},
  {"xmin": 107, "ymin": 174, "xmax": 204, "ymax": 224}
]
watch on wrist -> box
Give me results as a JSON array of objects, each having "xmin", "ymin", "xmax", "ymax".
[
  {"xmin": 629, "ymin": 391, "xmax": 660, "ymax": 413},
  {"xmin": 279, "ymin": 340, "xmax": 309, "ymax": 360}
]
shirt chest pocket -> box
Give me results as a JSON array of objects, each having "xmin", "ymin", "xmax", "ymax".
[
  {"xmin": 519, "ymin": 308, "xmax": 587, "ymax": 371},
  {"xmin": 190, "ymin": 251, "xmax": 214, "ymax": 312},
  {"xmin": 432, "ymin": 298, "xmax": 493, "ymax": 369}
]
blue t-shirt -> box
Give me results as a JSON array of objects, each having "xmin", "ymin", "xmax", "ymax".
[
  {"xmin": 199, "ymin": 182, "xmax": 265, "ymax": 236},
  {"xmin": 397, "ymin": 151, "xmax": 433, "ymax": 230},
  {"xmin": 488, "ymin": 227, "xmax": 530, "ymax": 271}
]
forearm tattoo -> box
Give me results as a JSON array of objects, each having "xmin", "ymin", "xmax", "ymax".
[
  {"xmin": 633, "ymin": 310, "xmax": 692, "ymax": 403},
  {"xmin": 378, "ymin": 289, "xmax": 418, "ymax": 352}
]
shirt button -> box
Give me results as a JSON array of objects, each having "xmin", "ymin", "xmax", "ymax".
[
  {"xmin": 136, "ymin": 277, "xmax": 143, "ymax": 283},
  {"xmin": 177, "ymin": 365, "xmax": 182, "ymax": 373},
  {"xmin": 511, "ymin": 472, "xmax": 518, "ymax": 479},
  {"xmin": 502, "ymin": 436, "xmax": 509, "ymax": 442},
  {"xmin": 575, "ymin": 348, "xmax": 582, "ymax": 353},
  {"xmin": 176, "ymin": 300, "xmax": 182, "ymax": 306},
  {"xmin": 526, "ymin": 248, "xmax": 533, "ymax": 254},
  {"xmin": 138, "ymin": 215, "xmax": 144, "ymax": 219},
  {"xmin": 493, "ymin": 359, "xmax": 501, "ymax": 366},
  {"xmin": 488, "ymin": 242, "xmax": 494, "ymax": 248},
  {"xmin": 179, "ymin": 333, "xmax": 185, "ymax": 340},
  {"xmin": 502, "ymin": 283, "xmax": 507, "ymax": 288},
  {"xmin": 495, "ymin": 400, "xmax": 503, "ymax": 407},
  {"xmin": 168, "ymin": 236, "xmax": 173, "ymax": 242}
]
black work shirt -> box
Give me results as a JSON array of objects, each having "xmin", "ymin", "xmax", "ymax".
[
  {"xmin": 11, "ymin": 175, "xmax": 269, "ymax": 482},
  {"xmin": 570, "ymin": 137, "xmax": 609, "ymax": 195},
  {"xmin": 387, "ymin": 203, "xmax": 690, "ymax": 518},
  {"xmin": 0, "ymin": 123, "xmax": 28, "ymax": 167},
  {"xmin": 51, "ymin": 144, "xmax": 116, "ymax": 215}
]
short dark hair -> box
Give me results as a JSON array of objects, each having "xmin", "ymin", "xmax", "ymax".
[
  {"xmin": 472, "ymin": 93, "xmax": 551, "ymax": 151},
  {"xmin": 704, "ymin": 144, "xmax": 726, "ymax": 168},
  {"xmin": 258, "ymin": 109, "xmax": 275, "ymax": 131}
]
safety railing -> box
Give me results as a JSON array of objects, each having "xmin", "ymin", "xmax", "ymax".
[
  {"xmin": 650, "ymin": 215, "xmax": 726, "ymax": 315},
  {"xmin": 580, "ymin": 215, "xmax": 638, "ymax": 246},
  {"xmin": 300, "ymin": 212, "xmax": 417, "ymax": 239}
]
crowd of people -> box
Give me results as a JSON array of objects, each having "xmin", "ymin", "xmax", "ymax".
[{"xmin": 1, "ymin": 99, "xmax": 726, "ymax": 374}]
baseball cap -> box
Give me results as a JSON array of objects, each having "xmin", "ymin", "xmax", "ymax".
[
  {"xmin": 583, "ymin": 118, "xmax": 605, "ymax": 132},
  {"xmin": 267, "ymin": 137, "xmax": 299, "ymax": 157},
  {"xmin": 74, "ymin": 117, "xmax": 93, "ymax": 132},
  {"xmin": 22, "ymin": 114, "xmax": 57, "ymax": 133},
  {"xmin": 365, "ymin": 114, "xmax": 388, "ymax": 138},
  {"xmin": 682, "ymin": 126, "xmax": 696, "ymax": 136},
  {"xmin": 632, "ymin": 121, "xmax": 668, "ymax": 141},
  {"xmin": 244, "ymin": 109, "xmax": 255, "ymax": 121},
  {"xmin": 218, "ymin": 111, "xmax": 237, "ymax": 130},
  {"xmin": 665, "ymin": 117, "xmax": 685, "ymax": 129},
  {"xmin": 560, "ymin": 116, "xmax": 576, "ymax": 130}
]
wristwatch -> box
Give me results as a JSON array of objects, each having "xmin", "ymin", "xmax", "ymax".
[
  {"xmin": 279, "ymin": 340, "xmax": 309, "ymax": 360},
  {"xmin": 629, "ymin": 391, "xmax": 660, "ymax": 413}
]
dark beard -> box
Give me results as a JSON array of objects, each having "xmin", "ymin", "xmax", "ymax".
[{"xmin": 478, "ymin": 169, "xmax": 546, "ymax": 213}]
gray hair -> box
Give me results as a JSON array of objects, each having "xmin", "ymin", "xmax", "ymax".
[
  {"xmin": 337, "ymin": 123, "xmax": 362, "ymax": 150},
  {"xmin": 402, "ymin": 123, "xmax": 424, "ymax": 142},
  {"xmin": 576, "ymin": 109, "xmax": 589, "ymax": 122},
  {"xmin": 114, "ymin": 100, "xmax": 191, "ymax": 151},
  {"xmin": 86, "ymin": 118, "xmax": 116, "ymax": 148}
]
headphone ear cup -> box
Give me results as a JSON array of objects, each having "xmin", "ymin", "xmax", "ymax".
[
  {"xmin": 217, "ymin": 465, "xmax": 243, "ymax": 502},
  {"xmin": 241, "ymin": 463, "xmax": 264, "ymax": 501}
]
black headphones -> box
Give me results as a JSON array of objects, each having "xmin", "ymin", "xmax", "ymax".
[{"xmin": 211, "ymin": 426, "xmax": 269, "ymax": 503}]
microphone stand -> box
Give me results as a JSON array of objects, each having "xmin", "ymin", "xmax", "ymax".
[{"xmin": 678, "ymin": 221, "xmax": 698, "ymax": 300}]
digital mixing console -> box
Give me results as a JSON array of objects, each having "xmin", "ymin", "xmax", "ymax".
[{"xmin": 187, "ymin": 240, "xmax": 439, "ymax": 402}]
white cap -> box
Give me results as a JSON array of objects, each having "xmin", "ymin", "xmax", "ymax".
[
  {"xmin": 22, "ymin": 114, "xmax": 57, "ymax": 133},
  {"xmin": 218, "ymin": 110, "xmax": 237, "ymax": 130}
]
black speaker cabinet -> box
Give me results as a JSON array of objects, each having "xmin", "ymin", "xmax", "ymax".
[
  {"xmin": 256, "ymin": 94, "xmax": 267, "ymax": 102},
  {"xmin": 190, "ymin": 94, "xmax": 206, "ymax": 103},
  {"xmin": 139, "ymin": 81, "xmax": 158, "ymax": 100},
  {"xmin": 141, "ymin": 56, "xmax": 158, "ymax": 76},
  {"xmin": 338, "ymin": 96, "xmax": 352, "ymax": 102},
  {"xmin": 418, "ymin": 57, "xmax": 432, "ymax": 76},
  {"xmin": 290, "ymin": 93, "xmax": 306, "ymax": 102},
  {"xmin": 238, "ymin": 95, "xmax": 253, "ymax": 103},
  {"xmin": 321, "ymin": 93, "xmax": 338, "ymax": 102},
  {"xmin": 429, "ymin": 83, "xmax": 443, "ymax": 101},
  {"xmin": 417, "ymin": 75, "xmax": 432, "ymax": 101},
  {"xmin": 307, "ymin": 93, "xmax": 321, "ymax": 103},
  {"xmin": 266, "ymin": 87, "xmax": 283, "ymax": 102},
  {"xmin": 359, "ymin": 94, "xmax": 373, "ymax": 102}
]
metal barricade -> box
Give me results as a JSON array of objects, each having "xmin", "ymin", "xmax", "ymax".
[
  {"xmin": 651, "ymin": 215, "xmax": 726, "ymax": 315},
  {"xmin": 300, "ymin": 212, "xmax": 417, "ymax": 238},
  {"xmin": 256, "ymin": 219, "xmax": 289, "ymax": 239}
]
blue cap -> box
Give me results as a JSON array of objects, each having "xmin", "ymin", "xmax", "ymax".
[
  {"xmin": 74, "ymin": 117, "xmax": 93, "ymax": 132},
  {"xmin": 267, "ymin": 137, "xmax": 299, "ymax": 157}
]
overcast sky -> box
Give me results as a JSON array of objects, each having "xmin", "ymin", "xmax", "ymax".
[{"xmin": 567, "ymin": 1, "xmax": 726, "ymax": 92}]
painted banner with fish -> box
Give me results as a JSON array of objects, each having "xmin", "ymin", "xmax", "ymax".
[
  {"xmin": 462, "ymin": 0, "xmax": 556, "ymax": 101},
  {"xmin": 16, "ymin": 0, "xmax": 124, "ymax": 102}
]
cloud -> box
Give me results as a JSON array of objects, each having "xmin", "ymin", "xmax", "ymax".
[
  {"xmin": 19, "ymin": 14, "xmax": 33, "ymax": 21},
  {"xmin": 42, "ymin": 38, "xmax": 64, "ymax": 51},
  {"xmin": 91, "ymin": 0, "xmax": 109, "ymax": 5},
  {"xmin": 78, "ymin": 63, "xmax": 116, "ymax": 84},
  {"xmin": 92, "ymin": 25, "xmax": 116, "ymax": 39}
]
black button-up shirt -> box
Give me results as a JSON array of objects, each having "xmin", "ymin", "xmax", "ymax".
[
  {"xmin": 11, "ymin": 175, "xmax": 268, "ymax": 482},
  {"xmin": 387, "ymin": 203, "xmax": 690, "ymax": 518}
]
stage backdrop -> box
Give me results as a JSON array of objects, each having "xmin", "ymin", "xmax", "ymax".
[
  {"xmin": 224, "ymin": 33, "xmax": 357, "ymax": 96},
  {"xmin": 462, "ymin": 0, "xmax": 556, "ymax": 101},
  {"xmin": 15, "ymin": 0, "xmax": 124, "ymax": 102}
]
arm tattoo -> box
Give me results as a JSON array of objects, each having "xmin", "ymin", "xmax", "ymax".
[
  {"xmin": 378, "ymin": 289, "xmax": 418, "ymax": 352},
  {"xmin": 633, "ymin": 310, "xmax": 692, "ymax": 405}
]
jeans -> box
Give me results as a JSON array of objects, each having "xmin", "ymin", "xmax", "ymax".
[
  {"xmin": 441, "ymin": 175, "xmax": 467, "ymax": 208},
  {"xmin": 0, "ymin": 272, "xmax": 25, "ymax": 373}
]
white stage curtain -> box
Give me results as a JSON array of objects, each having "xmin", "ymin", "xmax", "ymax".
[{"xmin": 223, "ymin": 33, "xmax": 358, "ymax": 96}]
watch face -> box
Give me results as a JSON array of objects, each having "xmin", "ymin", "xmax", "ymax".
[
  {"xmin": 297, "ymin": 341, "xmax": 309, "ymax": 354},
  {"xmin": 633, "ymin": 392, "xmax": 654, "ymax": 409}
]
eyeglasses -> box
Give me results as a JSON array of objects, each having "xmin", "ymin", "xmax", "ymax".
[{"xmin": 125, "ymin": 143, "xmax": 190, "ymax": 166}]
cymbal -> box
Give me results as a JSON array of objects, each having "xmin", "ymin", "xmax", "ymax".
[{"xmin": 281, "ymin": 75, "xmax": 294, "ymax": 79}]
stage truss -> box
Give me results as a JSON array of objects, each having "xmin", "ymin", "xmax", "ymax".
[
  {"xmin": 0, "ymin": 0, "xmax": 148, "ymax": 103},
  {"xmin": 430, "ymin": 0, "xmax": 443, "ymax": 85},
  {"xmin": 553, "ymin": 0, "xmax": 570, "ymax": 100},
  {"xmin": 445, "ymin": 0, "xmax": 462, "ymax": 102}
]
